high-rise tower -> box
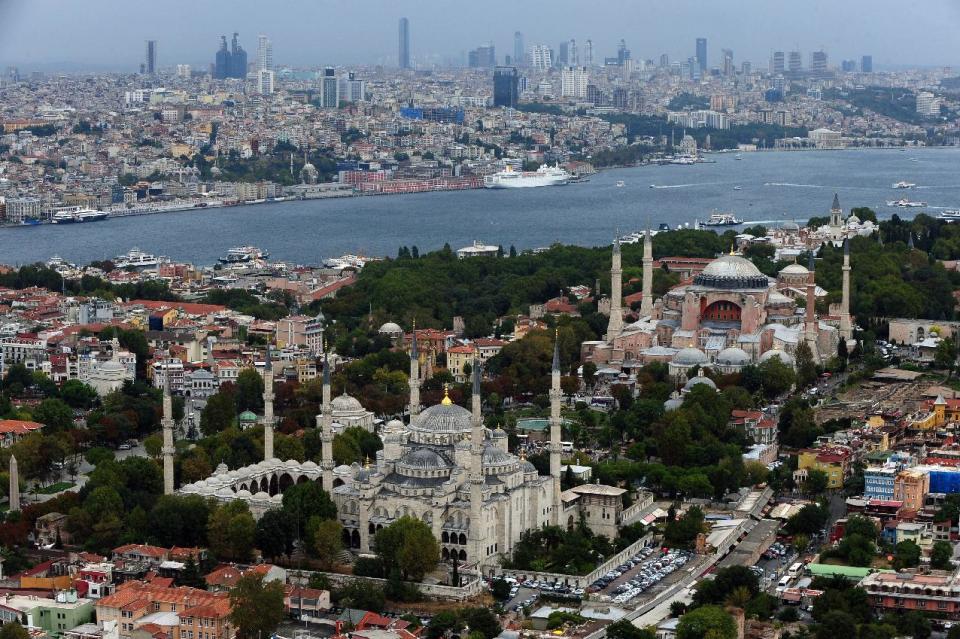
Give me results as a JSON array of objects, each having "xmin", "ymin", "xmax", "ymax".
[
  {"xmin": 696, "ymin": 38, "xmax": 707, "ymax": 71},
  {"xmin": 256, "ymin": 35, "xmax": 273, "ymax": 72},
  {"xmin": 804, "ymin": 252, "xmax": 820, "ymax": 362},
  {"xmin": 145, "ymin": 40, "xmax": 157, "ymax": 75},
  {"xmin": 399, "ymin": 18, "xmax": 410, "ymax": 69},
  {"xmin": 513, "ymin": 31, "xmax": 524, "ymax": 67}
]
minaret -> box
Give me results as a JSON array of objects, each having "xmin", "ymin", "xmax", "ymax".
[
  {"xmin": 408, "ymin": 323, "xmax": 421, "ymax": 418},
  {"xmin": 319, "ymin": 349, "xmax": 335, "ymax": 491},
  {"xmin": 468, "ymin": 364, "xmax": 484, "ymax": 565},
  {"xmin": 605, "ymin": 238, "xmax": 624, "ymax": 341},
  {"xmin": 804, "ymin": 251, "xmax": 820, "ymax": 362},
  {"xmin": 161, "ymin": 370, "xmax": 175, "ymax": 495},
  {"xmin": 839, "ymin": 239, "xmax": 853, "ymax": 342},
  {"xmin": 830, "ymin": 193, "xmax": 843, "ymax": 228},
  {"xmin": 262, "ymin": 346, "xmax": 275, "ymax": 461},
  {"xmin": 640, "ymin": 228, "xmax": 654, "ymax": 317},
  {"xmin": 8, "ymin": 455, "xmax": 20, "ymax": 512},
  {"xmin": 548, "ymin": 334, "xmax": 563, "ymax": 525}
]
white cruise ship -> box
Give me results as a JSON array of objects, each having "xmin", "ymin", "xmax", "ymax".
[
  {"xmin": 483, "ymin": 164, "xmax": 571, "ymax": 189},
  {"xmin": 114, "ymin": 247, "xmax": 160, "ymax": 270},
  {"xmin": 51, "ymin": 207, "xmax": 109, "ymax": 224},
  {"xmin": 218, "ymin": 246, "xmax": 270, "ymax": 264}
]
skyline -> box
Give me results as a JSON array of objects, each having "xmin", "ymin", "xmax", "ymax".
[{"xmin": 2, "ymin": 0, "xmax": 960, "ymax": 71}]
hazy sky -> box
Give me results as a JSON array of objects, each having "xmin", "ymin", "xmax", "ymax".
[{"xmin": 2, "ymin": 0, "xmax": 959, "ymax": 71}]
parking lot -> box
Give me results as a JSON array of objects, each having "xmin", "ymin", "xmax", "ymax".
[{"xmin": 589, "ymin": 547, "xmax": 695, "ymax": 606}]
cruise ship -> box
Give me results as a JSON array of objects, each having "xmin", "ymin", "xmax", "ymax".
[
  {"xmin": 938, "ymin": 210, "xmax": 960, "ymax": 222},
  {"xmin": 218, "ymin": 246, "xmax": 270, "ymax": 264},
  {"xmin": 51, "ymin": 207, "xmax": 109, "ymax": 224},
  {"xmin": 483, "ymin": 164, "xmax": 571, "ymax": 189},
  {"xmin": 114, "ymin": 247, "xmax": 161, "ymax": 270},
  {"xmin": 701, "ymin": 212, "xmax": 744, "ymax": 226},
  {"xmin": 892, "ymin": 181, "xmax": 917, "ymax": 189},
  {"xmin": 886, "ymin": 198, "xmax": 927, "ymax": 208}
]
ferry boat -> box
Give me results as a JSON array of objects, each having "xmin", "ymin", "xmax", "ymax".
[
  {"xmin": 325, "ymin": 254, "xmax": 371, "ymax": 270},
  {"xmin": 616, "ymin": 180, "xmax": 625, "ymax": 188},
  {"xmin": 938, "ymin": 210, "xmax": 960, "ymax": 222},
  {"xmin": 892, "ymin": 181, "xmax": 916, "ymax": 189},
  {"xmin": 51, "ymin": 207, "xmax": 109, "ymax": 224},
  {"xmin": 701, "ymin": 212, "xmax": 744, "ymax": 227},
  {"xmin": 114, "ymin": 247, "xmax": 160, "ymax": 270},
  {"xmin": 886, "ymin": 198, "xmax": 927, "ymax": 208},
  {"xmin": 218, "ymin": 246, "xmax": 270, "ymax": 264},
  {"xmin": 483, "ymin": 164, "xmax": 571, "ymax": 189}
]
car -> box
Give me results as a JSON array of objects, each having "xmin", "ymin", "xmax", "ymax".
[{"xmin": 118, "ymin": 443, "xmax": 131, "ymax": 450}]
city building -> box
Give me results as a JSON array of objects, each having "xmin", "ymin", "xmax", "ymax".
[
  {"xmin": 798, "ymin": 447, "xmax": 852, "ymax": 489},
  {"xmin": 528, "ymin": 44, "xmax": 552, "ymax": 70},
  {"xmin": 257, "ymin": 69, "xmax": 274, "ymax": 96},
  {"xmin": 917, "ymin": 92, "xmax": 941, "ymax": 117},
  {"xmin": 788, "ymin": 50, "xmax": 803, "ymax": 74},
  {"xmin": 861, "ymin": 570, "xmax": 960, "ymax": 620},
  {"xmin": 513, "ymin": 31, "xmax": 524, "ymax": 67},
  {"xmin": 560, "ymin": 66, "xmax": 588, "ymax": 98},
  {"xmin": 861, "ymin": 55, "xmax": 873, "ymax": 73},
  {"xmin": 468, "ymin": 44, "xmax": 496, "ymax": 68},
  {"xmin": 810, "ymin": 50, "xmax": 828, "ymax": 75},
  {"xmin": 144, "ymin": 40, "xmax": 157, "ymax": 75},
  {"xmin": 256, "ymin": 34, "xmax": 273, "ymax": 72},
  {"xmin": 96, "ymin": 581, "xmax": 233, "ymax": 639},
  {"xmin": 696, "ymin": 38, "xmax": 707, "ymax": 71},
  {"xmin": 493, "ymin": 66, "xmax": 519, "ymax": 108},
  {"xmin": 320, "ymin": 67, "xmax": 339, "ymax": 108},
  {"xmin": 771, "ymin": 51, "xmax": 785, "ymax": 74},
  {"xmin": 213, "ymin": 33, "xmax": 247, "ymax": 79},
  {"xmin": 398, "ymin": 18, "xmax": 410, "ymax": 69}
]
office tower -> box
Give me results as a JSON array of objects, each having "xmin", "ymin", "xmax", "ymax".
[
  {"xmin": 861, "ymin": 55, "xmax": 873, "ymax": 73},
  {"xmin": 560, "ymin": 66, "xmax": 587, "ymax": 98},
  {"xmin": 514, "ymin": 31, "xmax": 524, "ymax": 67},
  {"xmin": 528, "ymin": 44, "xmax": 552, "ymax": 70},
  {"xmin": 696, "ymin": 38, "xmax": 707, "ymax": 71},
  {"xmin": 176, "ymin": 64, "xmax": 192, "ymax": 79},
  {"xmin": 688, "ymin": 57, "xmax": 699, "ymax": 80},
  {"xmin": 558, "ymin": 41, "xmax": 569, "ymax": 66},
  {"xmin": 659, "ymin": 53, "xmax": 669, "ymax": 68},
  {"xmin": 569, "ymin": 39, "xmax": 578, "ymax": 65},
  {"xmin": 788, "ymin": 50, "xmax": 802, "ymax": 73},
  {"xmin": 584, "ymin": 39, "xmax": 593, "ymax": 66},
  {"xmin": 468, "ymin": 44, "xmax": 496, "ymax": 68},
  {"xmin": 493, "ymin": 66, "xmax": 519, "ymax": 108},
  {"xmin": 771, "ymin": 51, "xmax": 785, "ymax": 74},
  {"xmin": 340, "ymin": 72, "xmax": 367, "ymax": 102},
  {"xmin": 810, "ymin": 50, "xmax": 827, "ymax": 74},
  {"xmin": 399, "ymin": 18, "xmax": 410, "ymax": 69},
  {"xmin": 257, "ymin": 35, "xmax": 273, "ymax": 72},
  {"xmin": 320, "ymin": 67, "xmax": 339, "ymax": 107},
  {"xmin": 741, "ymin": 61, "xmax": 751, "ymax": 75},
  {"xmin": 617, "ymin": 39, "xmax": 631, "ymax": 65},
  {"xmin": 214, "ymin": 36, "xmax": 230, "ymax": 78},
  {"xmin": 612, "ymin": 87, "xmax": 628, "ymax": 109},
  {"xmin": 916, "ymin": 92, "xmax": 941, "ymax": 116},
  {"xmin": 722, "ymin": 49, "xmax": 734, "ymax": 76},
  {"xmin": 841, "ymin": 59, "xmax": 856, "ymax": 73},
  {"xmin": 258, "ymin": 69, "xmax": 275, "ymax": 95},
  {"xmin": 145, "ymin": 40, "xmax": 157, "ymax": 75},
  {"xmin": 230, "ymin": 33, "xmax": 247, "ymax": 78}
]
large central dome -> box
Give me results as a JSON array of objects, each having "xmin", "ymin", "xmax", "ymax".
[
  {"xmin": 694, "ymin": 255, "xmax": 769, "ymax": 289},
  {"xmin": 413, "ymin": 402, "xmax": 473, "ymax": 433}
]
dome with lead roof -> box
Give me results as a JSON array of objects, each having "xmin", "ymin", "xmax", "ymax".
[
  {"xmin": 716, "ymin": 347, "xmax": 751, "ymax": 365},
  {"xmin": 694, "ymin": 255, "xmax": 769, "ymax": 289},
  {"xmin": 673, "ymin": 347, "xmax": 709, "ymax": 367},
  {"xmin": 331, "ymin": 393, "xmax": 364, "ymax": 413},
  {"xmin": 413, "ymin": 402, "xmax": 473, "ymax": 434},
  {"xmin": 398, "ymin": 448, "xmax": 451, "ymax": 470},
  {"xmin": 760, "ymin": 349, "xmax": 795, "ymax": 366}
]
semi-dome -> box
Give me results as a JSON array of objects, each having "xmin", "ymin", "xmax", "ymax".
[
  {"xmin": 414, "ymin": 402, "xmax": 473, "ymax": 433},
  {"xmin": 398, "ymin": 448, "xmax": 450, "ymax": 470},
  {"xmin": 482, "ymin": 444, "xmax": 513, "ymax": 466},
  {"xmin": 332, "ymin": 393, "xmax": 364, "ymax": 413},
  {"xmin": 767, "ymin": 291, "xmax": 793, "ymax": 305},
  {"xmin": 779, "ymin": 263, "xmax": 809, "ymax": 275},
  {"xmin": 716, "ymin": 347, "xmax": 750, "ymax": 365},
  {"xmin": 694, "ymin": 255, "xmax": 769, "ymax": 289},
  {"xmin": 673, "ymin": 347, "xmax": 708, "ymax": 367},
  {"xmin": 760, "ymin": 349, "xmax": 795, "ymax": 366}
]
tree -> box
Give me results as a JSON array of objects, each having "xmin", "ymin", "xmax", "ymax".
[
  {"xmin": 930, "ymin": 540, "xmax": 953, "ymax": 570},
  {"xmin": 805, "ymin": 469, "xmax": 830, "ymax": 494},
  {"xmin": 34, "ymin": 398, "xmax": 74, "ymax": 432},
  {"xmin": 208, "ymin": 501, "xmax": 255, "ymax": 561},
  {"xmin": 374, "ymin": 516, "xmax": 440, "ymax": 581},
  {"xmin": 460, "ymin": 608, "xmax": 501, "ymax": 639},
  {"xmin": 281, "ymin": 482, "xmax": 337, "ymax": 524},
  {"xmin": 229, "ymin": 573, "xmax": 285, "ymax": 639},
  {"xmin": 254, "ymin": 509, "xmax": 296, "ymax": 561},
  {"xmin": 893, "ymin": 540, "xmax": 921, "ymax": 569},
  {"xmin": 676, "ymin": 606, "xmax": 737, "ymax": 639},
  {"xmin": 0, "ymin": 623, "xmax": 30, "ymax": 639},
  {"xmin": 948, "ymin": 626, "xmax": 960, "ymax": 639},
  {"xmin": 490, "ymin": 578, "xmax": 511, "ymax": 600},
  {"xmin": 795, "ymin": 342, "xmax": 817, "ymax": 389},
  {"xmin": 310, "ymin": 517, "xmax": 343, "ymax": 570},
  {"xmin": 179, "ymin": 555, "xmax": 204, "ymax": 588},
  {"xmin": 664, "ymin": 506, "xmax": 705, "ymax": 548},
  {"xmin": 426, "ymin": 611, "xmax": 459, "ymax": 639},
  {"xmin": 816, "ymin": 611, "xmax": 858, "ymax": 639},
  {"xmin": 60, "ymin": 380, "xmax": 98, "ymax": 409},
  {"xmin": 200, "ymin": 391, "xmax": 236, "ymax": 436},
  {"xmin": 934, "ymin": 337, "xmax": 957, "ymax": 372},
  {"xmin": 235, "ymin": 368, "xmax": 265, "ymax": 413},
  {"xmin": 335, "ymin": 580, "xmax": 385, "ymax": 613},
  {"xmin": 606, "ymin": 621, "xmax": 655, "ymax": 639}
]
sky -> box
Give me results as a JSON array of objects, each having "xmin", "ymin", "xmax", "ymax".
[{"xmin": 1, "ymin": 0, "xmax": 959, "ymax": 71}]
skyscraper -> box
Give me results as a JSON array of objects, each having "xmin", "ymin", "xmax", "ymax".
[
  {"xmin": 320, "ymin": 67, "xmax": 339, "ymax": 108},
  {"xmin": 771, "ymin": 51, "xmax": 785, "ymax": 74},
  {"xmin": 145, "ymin": 40, "xmax": 157, "ymax": 75},
  {"xmin": 214, "ymin": 36, "xmax": 230, "ymax": 79},
  {"xmin": 528, "ymin": 45, "xmax": 552, "ymax": 70},
  {"xmin": 399, "ymin": 18, "xmax": 410, "ymax": 69},
  {"xmin": 617, "ymin": 40, "xmax": 631, "ymax": 66},
  {"xmin": 558, "ymin": 41, "xmax": 569, "ymax": 66},
  {"xmin": 722, "ymin": 49, "xmax": 734, "ymax": 76},
  {"xmin": 214, "ymin": 33, "xmax": 248, "ymax": 79},
  {"xmin": 696, "ymin": 38, "xmax": 707, "ymax": 71},
  {"xmin": 257, "ymin": 35, "xmax": 273, "ymax": 72},
  {"xmin": 560, "ymin": 66, "xmax": 587, "ymax": 98},
  {"xmin": 810, "ymin": 50, "xmax": 828, "ymax": 75},
  {"xmin": 584, "ymin": 39, "xmax": 593, "ymax": 66},
  {"xmin": 569, "ymin": 39, "xmax": 578, "ymax": 65},
  {"xmin": 513, "ymin": 32, "xmax": 524, "ymax": 67},
  {"xmin": 788, "ymin": 50, "xmax": 802, "ymax": 74},
  {"xmin": 468, "ymin": 44, "xmax": 496, "ymax": 68},
  {"xmin": 258, "ymin": 70, "xmax": 275, "ymax": 95},
  {"xmin": 493, "ymin": 66, "xmax": 519, "ymax": 108},
  {"xmin": 861, "ymin": 55, "xmax": 873, "ymax": 73}
]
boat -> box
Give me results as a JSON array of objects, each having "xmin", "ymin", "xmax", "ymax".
[
  {"xmin": 51, "ymin": 206, "xmax": 109, "ymax": 224},
  {"xmin": 734, "ymin": 154, "xmax": 743, "ymax": 161},
  {"xmin": 669, "ymin": 156, "xmax": 696, "ymax": 165},
  {"xmin": 616, "ymin": 180, "xmax": 625, "ymax": 188},
  {"xmin": 938, "ymin": 210, "xmax": 960, "ymax": 222},
  {"xmin": 114, "ymin": 247, "xmax": 160, "ymax": 270},
  {"xmin": 891, "ymin": 181, "xmax": 916, "ymax": 189},
  {"xmin": 325, "ymin": 254, "xmax": 371, "ymax": 270},
  {"xmin": 483, "ymin": 164, "xmax": 571, "ymax": 189},
  {"xmin": 886, "ymin": 199, "xmax": 927, "ymax": 208},
  {"xmin": 701, "ymin": 212, "xmax": 744, "ymax": 227},
  {"xmin": 733, "ymin": 186, "xmax": 742, "ymax": 191},
  {"xmin": 218, "ymin": 246, "xmax": 270, "ymax": 264}
]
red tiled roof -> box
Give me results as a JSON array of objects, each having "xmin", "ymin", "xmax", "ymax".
[{"xmin": 0, "ymin": 420, "xmax": 43, "ymax": 435}]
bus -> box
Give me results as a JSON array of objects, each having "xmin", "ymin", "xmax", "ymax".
[
  {"xmin": 777, "ymin": 576, "xmax": 792, "ymax": 591},
  {"xmin": 788, "ymin": 562, "xmax": 804, "ymax": 578}
]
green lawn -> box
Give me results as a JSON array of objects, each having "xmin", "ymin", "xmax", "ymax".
[{"xmin": 36, "ymin": 482, "xmax": 75, "ymax": 495}]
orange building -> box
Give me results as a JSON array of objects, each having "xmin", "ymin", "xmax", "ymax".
[{"xmin": 95, "ymin": 581, "xmax": 233, "ymax": 639}]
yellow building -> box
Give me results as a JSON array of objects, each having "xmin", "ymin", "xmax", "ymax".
[
  {"xmin": 797, "ymin": 447, "xmax": 852, "ymax": 489},
  {"xmin": 894, "ymin": 470, "xmax": 929, "ymax": 512}
]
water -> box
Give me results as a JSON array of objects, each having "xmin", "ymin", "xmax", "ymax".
[{"xmin": 3, "ymin": 148, "xmax": 958, "ymax": 266}]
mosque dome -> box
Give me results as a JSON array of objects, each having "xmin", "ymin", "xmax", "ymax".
[
  {"xmin": 414, "ymin": 401, "xmax": 473, "ymax": 434},
  {"xmin": 378, "ymin": 322, "xmax": 404, "ymax": 337},
  {"xmin": 398, "ymin": 448, "xmax": 450, "ymax": 470},
  {"xmin": 521, "ymin": 460, "xmax": 538, "ymax": 473},
  {"xmin": 767, "ymin": 291, "xmax": 793, "ymax": 305},
  {"xmin": 482, "ymin": 444, "xmax": 514, "ymax": 466},
  {"xmin": 684, "ymin": 373, "xmax": 717, "ymax": 392},
  {"xmin": 716, "ymin": 347, "xmax": 751, "ymax": 366},
  {"xmin": 779, "ymin": 263, "xmax": 809, "ymax": 276},
  {"xmin": 694, "ymin": 255, "xmax": 768, "ymax": 289},
  {"xmin": 673, "ymin": 347, "xmax": 709, "ymax": 367},
  {"xmin": 782, "ymin": 221, "xmax": 800, "ymax": 232},
  {"xmin": 331, "ymin": 393, "xmax": 364, "ymax": 413},
  {"xmin": 759, "ymin": 349, "xmax": 795, "ymax": 366},
  {"xmin": 664, "ymin": 392, "xmax": 685, "ymax": 412}
]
